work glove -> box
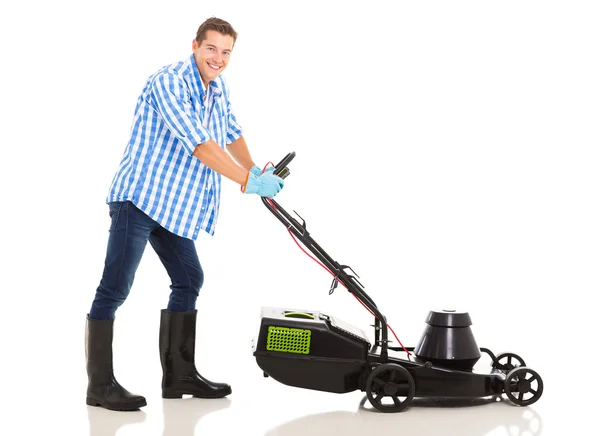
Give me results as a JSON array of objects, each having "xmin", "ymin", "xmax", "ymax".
[
  {"xmin": 243, "ymin": 171, "xmax": 284, "ymax": 198},
  {"xmin": 250, "ymin": 165, "xmax": 275, "ymax": 177}
]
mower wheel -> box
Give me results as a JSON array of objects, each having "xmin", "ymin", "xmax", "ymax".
[
  {"xmin": 504, "ymin": 367, "xmax": 544, "ymax": 406},
  {"xmin": 493, "ymin": 352, "xmax": 526, "ymax": 373},
  {"xmin": 366, "ymin": 363, "xmax": 415, "ymax": 413}
]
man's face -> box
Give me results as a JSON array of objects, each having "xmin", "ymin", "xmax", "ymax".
[{"xmin": 193, "ymin": 30, "xmax": 234, "ymax": 87}]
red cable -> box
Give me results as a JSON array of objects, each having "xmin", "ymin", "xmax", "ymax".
[
  {"xmin": 262, "ymin": 162, "xmax": 275, "ymax": 172},
  {"xmin": 264, "ymin": 194, "xmax": 411, "ymax": 357}
]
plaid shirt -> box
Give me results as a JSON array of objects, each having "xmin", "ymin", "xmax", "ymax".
[{"xmin": 107, "ymin": 54, "xmax": 243, "ymax": 239}]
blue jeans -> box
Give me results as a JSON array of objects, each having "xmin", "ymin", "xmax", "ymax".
[{"xmin": 89, "ymin": 201, "xmax": 203, "ymax": 320}]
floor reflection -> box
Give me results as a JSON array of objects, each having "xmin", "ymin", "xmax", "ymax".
[
  {"xmin": 162, "ymin": 397, "xmax": 231, "ymax": 436},
  {"xmin": 266, "ymin": 396, "xmax": 542, "ymax": 436},
  {"xmin": 87, "ymin": 405, "xmax": 146, "ymax": 436}
]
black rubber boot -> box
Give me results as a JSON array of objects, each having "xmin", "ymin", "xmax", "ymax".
[
  {"xmin": 85, "ymin": 315, "xmax": 147, "ymax": 411},
  {"xmin": 159, "ymin": 309, "xmax": 231, "ymax": 399}
]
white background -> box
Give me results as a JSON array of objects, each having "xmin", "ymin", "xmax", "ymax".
[{"xmin": 1, "ymin": 1, "xmax": 598, "ymax": 435}]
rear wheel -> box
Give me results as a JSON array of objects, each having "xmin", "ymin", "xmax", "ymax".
[{"xmin": 366, "ymin": 363, "xmax": 415, "ymax": 413}]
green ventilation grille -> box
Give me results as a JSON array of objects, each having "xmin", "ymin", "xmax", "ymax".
[{"xmin": 266, "ymin": 326, "xmax": 311, "ymax": 354}]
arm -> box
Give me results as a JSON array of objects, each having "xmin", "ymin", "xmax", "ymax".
[
  {"xmin": 150, "ymin": 73, "xmax": 249, "ymax": 186},
  {"xmin": 226, "ymin": 136, "xmax": 255, "ymax": 171},
  {"xmin": 192, "ymin": 139, "xmax": 248, "ymax": 185},
  {"xmin": 150, "ymin": 72, "xmax": 211, "ymax": 155},
  {"xmin": 193, "ymin": 140, "xmax": 284, "ymax": 198}
]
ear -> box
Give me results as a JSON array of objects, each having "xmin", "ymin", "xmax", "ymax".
[{"xmin": 192, "ymin": 39, "xmax": 199, "ymax": 51}]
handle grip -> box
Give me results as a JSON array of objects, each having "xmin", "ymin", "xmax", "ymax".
[{"xmin": 273, "ymin": 152, "xmax": 296, "ymax": 179}]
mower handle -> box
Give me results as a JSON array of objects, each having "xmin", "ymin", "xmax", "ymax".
[{"xmin": 262, "ymin": 152, "xmax": 390, "ymax": 360}]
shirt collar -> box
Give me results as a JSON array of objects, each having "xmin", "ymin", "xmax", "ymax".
[{"xmin": 188, "ymin": 54, "xmax": 222, "ymax": 100}]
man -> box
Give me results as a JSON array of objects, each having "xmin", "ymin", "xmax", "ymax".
[{"xmin": 85, "ymin": 17, "xmax": 284, "ymax": 411}]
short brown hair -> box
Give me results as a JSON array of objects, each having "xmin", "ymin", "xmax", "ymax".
[{"xmin": 195, "ymin": 17, "xmax": 238, "ymax": 45}]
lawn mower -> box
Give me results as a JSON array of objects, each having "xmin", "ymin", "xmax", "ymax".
[{"xmin": 251, "ymin": 152, "xmax": 544, "ymax": 413}]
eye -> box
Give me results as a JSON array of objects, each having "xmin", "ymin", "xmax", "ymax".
[{"xmin": 223, "ymin": 52, "xmax": 231, "ymax": 57}]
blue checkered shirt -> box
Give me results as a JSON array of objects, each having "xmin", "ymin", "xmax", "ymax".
[{"xmin": 107, "ymin": 54, "xmax": 243, "ymax": 239}]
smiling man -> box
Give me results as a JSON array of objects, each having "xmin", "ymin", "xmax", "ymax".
[
  {"xmin": 193, "ymin": 29, "xmax": 231, "ymax": 86},
  {"xmin": 84, "ymin": 17, "xmax": 285, "ymax": 412}
]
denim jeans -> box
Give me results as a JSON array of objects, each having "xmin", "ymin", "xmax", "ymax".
[{"xmin": 89, "ymin": 201, "xmax": 203, "ymax": 320}]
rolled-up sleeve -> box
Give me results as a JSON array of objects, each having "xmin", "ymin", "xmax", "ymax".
[{"xmin": 150, "ymin": 72, "xmax": 210, "ymax": 154}]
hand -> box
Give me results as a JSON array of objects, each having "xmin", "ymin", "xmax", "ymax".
[
  {"xmin": 250, "ymin": 165, "xmax": 275, "ymax": 177},
  {"xmin": 243, "ymin": 172, "xmax": 284, "ymax": 198}
]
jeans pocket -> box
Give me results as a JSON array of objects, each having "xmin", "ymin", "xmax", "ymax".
[{"xmin": 108, "ymin": 202, "xmax": 124, "ymax": 231}]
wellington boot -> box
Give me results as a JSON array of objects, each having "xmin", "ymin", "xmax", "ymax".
[
  {"xmin": 159, "ymin": 309, "xmax": 231, "ymax": 399},
  {"xmin": 85, "ymin": 315, "xmax": 147, "ymax": 411}
]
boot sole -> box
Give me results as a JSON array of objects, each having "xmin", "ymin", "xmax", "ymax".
[
  {"xmin": 162, "ymin": 386, "xmax": 232, "ymax": 399},
  {"xmin": 86, "ymin": 397, "xmax": 147, "ymax": 411}
]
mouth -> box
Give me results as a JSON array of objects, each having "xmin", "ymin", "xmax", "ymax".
[{"xmin": 207, "ymin": 62, "xmax": 221, "ymax": 71}]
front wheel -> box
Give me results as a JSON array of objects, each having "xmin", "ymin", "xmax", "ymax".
[
  {"xmin": 493, "ymin": 352, "xmax": 526, "ymax": 373},
  {"xmin": 504, "ymin": 367, "xmax": 543, "ymax": 406}
]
